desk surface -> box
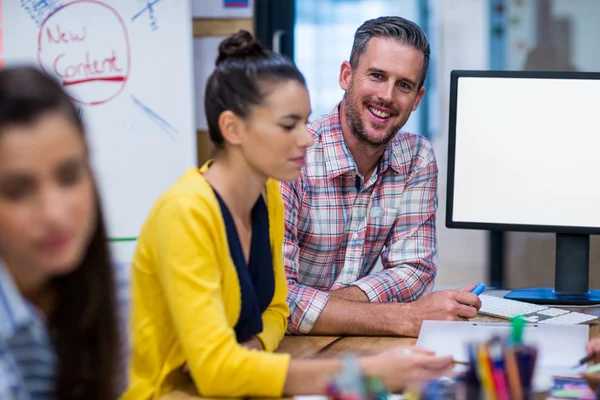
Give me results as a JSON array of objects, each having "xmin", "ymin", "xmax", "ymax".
[{"xmin": 160, "ymin": 311, "xmax": 600, "ymax": 400}]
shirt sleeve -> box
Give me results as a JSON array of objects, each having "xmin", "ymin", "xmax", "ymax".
[
  {"xmin": 352, "ymin": 141, "xmax": 439, "ymax": 303},
  {"xmin": 256, "ymin": 180, "xmax": 291, "ymax": 351},
  {"xmin": 112, "ymin": 259, "xmax": 131, "ymax": 395},
  {"xmin": 0, "ymin": 356, "xmax": 25, "ymax": 400},
  {"xmin": 280, "ymin": 180, "xmax": 331, "ymax": 335},
  {"xmin": 155, "ymin": 195, "xmax": 291, "ymax": 398}
]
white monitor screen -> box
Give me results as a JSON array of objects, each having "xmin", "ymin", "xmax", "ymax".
[{"xmin": 448, "ymin": 73, "xmax": 600, "ymax": 230}]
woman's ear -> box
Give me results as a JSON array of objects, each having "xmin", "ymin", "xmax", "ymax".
[{"xmin": 218, "ymin": 110, "xmax": 244, "ymax": 146}]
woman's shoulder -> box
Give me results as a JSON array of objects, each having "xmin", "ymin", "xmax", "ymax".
[{"xmin": 152, "ymin": 168, "xmax": 219, "ymax": 216}]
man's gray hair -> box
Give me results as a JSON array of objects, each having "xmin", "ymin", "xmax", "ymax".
[{"xmin": 349, "ymin": 16, "xmax": 430, "ymax": 88}]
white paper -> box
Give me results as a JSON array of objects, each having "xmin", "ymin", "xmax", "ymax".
[{"xmin": 416, "ymin": 320, "xmax": 589, "ymax": 392}]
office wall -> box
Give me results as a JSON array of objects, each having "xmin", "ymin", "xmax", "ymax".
[
  {"xmin": 552, "ymin": 0, "xmax": 600, "ymax": 72},
  {"xmin": 192, "ymin": 2, "xmax": 254, "ymax": 166},
  {"xmin": 429, "ymin": 0, "xmax": 490, "ymax": 286},
  {"xmin": 504, "ymin": 0, "xmax": 600, "ymax": 289}
]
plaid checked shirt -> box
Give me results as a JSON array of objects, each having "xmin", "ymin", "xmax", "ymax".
[{"xmin": 281, "ymin": 104, "xmax": 439, "ymax": 334}]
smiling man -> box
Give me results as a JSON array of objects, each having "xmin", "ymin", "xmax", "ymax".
[{"xmin": 281, "ymin": 16, "xmax": 481, "ymax": 337}]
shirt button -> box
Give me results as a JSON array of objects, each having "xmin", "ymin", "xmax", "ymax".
[{"xmin": 352, "ymin": 232, "xmax": 358, "ymax": 239}]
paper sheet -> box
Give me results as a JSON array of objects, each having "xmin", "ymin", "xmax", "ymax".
[{"xmin": 415, "ymin": 320, "xmax": 590, "ymax": 392}]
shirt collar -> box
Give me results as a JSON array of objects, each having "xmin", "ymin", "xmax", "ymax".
[
  {"xmin": 322, "ymin": 104, "xmax": 357, "ymax": 179},
  {"xmin": 381, "ymin": 137, "xmax": 404, "ymax": 175},
  {"xmin": 0, "ymin": 263, "xmax": 36, "ymax": 340},
  {"xmin": 322, "ymin": 102, "xmax": 404, "ymax": 178}
]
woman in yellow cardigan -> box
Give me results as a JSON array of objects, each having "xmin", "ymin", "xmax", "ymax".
[{"xmin": 122, "ymin": 30, "xmax": 454, "ymax": 399}]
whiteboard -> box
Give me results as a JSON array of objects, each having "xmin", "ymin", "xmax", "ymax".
[{"xmin": 2, "ymin": 0, "xmax": 197, "ymax": 240}]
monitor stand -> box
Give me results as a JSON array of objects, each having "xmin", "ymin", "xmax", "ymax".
[{"xmin": 504, "ymin": 233, "xmax": 600, "ymax": 305}]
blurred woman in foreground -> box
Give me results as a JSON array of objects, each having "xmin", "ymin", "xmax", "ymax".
[{"xmin": 0, "ymin": 66, "xmax": 120, "ymax": 399}]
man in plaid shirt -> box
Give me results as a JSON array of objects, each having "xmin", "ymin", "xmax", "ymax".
[{"xmin": 281, "ymin": 16, "xmax": 482, "ymax": 337}]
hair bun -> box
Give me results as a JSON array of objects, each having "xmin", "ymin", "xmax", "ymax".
[{"xmin": 216, "ymin": 30, "xmax": 266, "ymax": 65}]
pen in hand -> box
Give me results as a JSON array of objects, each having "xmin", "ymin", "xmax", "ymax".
[{"xmin": 572, "ymin": 351, "xmax": 599, "ymax": 369}]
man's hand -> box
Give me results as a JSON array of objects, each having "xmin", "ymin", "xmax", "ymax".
[{"xmin": 398, "ymin": 286, "xmax": 482, "ymax": 336}]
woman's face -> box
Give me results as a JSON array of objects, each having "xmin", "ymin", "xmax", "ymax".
[
  {"xmin": 0, "ymin": 112, "xmax": 96, "ymax": 282},
  {"xmin": 240, "ymin": 80, "xmax": 313, "ymax": 182}
]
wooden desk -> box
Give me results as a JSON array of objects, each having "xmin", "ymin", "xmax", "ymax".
[{"xmin": 160, "ymin": 313, "xmax": 600, "ymax": 399}]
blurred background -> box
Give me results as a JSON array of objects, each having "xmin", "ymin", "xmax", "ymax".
[{"xmin": 195, "ymin": 0, "xmax": 600, "ymax": 290}]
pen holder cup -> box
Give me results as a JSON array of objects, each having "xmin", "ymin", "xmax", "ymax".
[{"xmin": 463, "ymin": 337, "xmax": 537, "ymax": 400}]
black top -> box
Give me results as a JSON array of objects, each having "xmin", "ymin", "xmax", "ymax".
[{"xmin": 212, "ymin": 189, "xmax": 275, "ymax": 343}]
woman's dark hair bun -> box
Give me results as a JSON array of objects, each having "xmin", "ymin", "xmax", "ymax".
[
  {"xmin": 216, "ymin": 30, "xmax": 266, "ymax": 66},
  {"xmin": 206, "ymin": 30, "xmax": 306, "ymax": 150}
]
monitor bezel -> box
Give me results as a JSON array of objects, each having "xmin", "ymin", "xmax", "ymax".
[{"xmin": 446, "ymin": 69, "xmax": 600, "ymax": 235}]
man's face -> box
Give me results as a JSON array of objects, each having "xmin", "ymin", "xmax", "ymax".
[{"xmin": 340, "ymin": 37, "xmax": 426, "ymax": 147}]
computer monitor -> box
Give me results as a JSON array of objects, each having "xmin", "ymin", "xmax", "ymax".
[{"xmin": 446, "ymin": 70, "xmax": 600, "ymax": 305}]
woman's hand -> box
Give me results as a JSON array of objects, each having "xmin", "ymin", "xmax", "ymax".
[
  {"xmin": 361, "ymin": 346, "xmax": 454, "ymax": 391},
  {"xmin": 242, "ymin": 336, "xmax": 264, "ymax": 350},
  {"xmin": 587, "ymin": 339, "xmax": 600, "ymax": 364}
]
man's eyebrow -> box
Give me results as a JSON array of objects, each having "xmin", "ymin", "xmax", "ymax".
[{"xmin": 366, "ymin": 67, "xmax": 386, "ymax": 75}]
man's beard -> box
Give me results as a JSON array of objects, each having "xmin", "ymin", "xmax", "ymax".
[{"xmin": 344, "ymin": 83, "xmax": 404, "ymax": 147}]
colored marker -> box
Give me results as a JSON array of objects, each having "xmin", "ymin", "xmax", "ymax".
[
  {"xmin": 471, "ymin": 282, "xmax": 487, "ymax": 295},
  {"xmin": 511, "ymin": 316, "xmax": 525, "ymax": 346},
  {"xmin": 489, "ymin": 337, "xmax": 510, "ymax": 400}
]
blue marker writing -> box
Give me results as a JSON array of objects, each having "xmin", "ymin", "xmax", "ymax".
[{"xmin": 471, "ymin": 282, "xmax": 486, "ymax": 296}]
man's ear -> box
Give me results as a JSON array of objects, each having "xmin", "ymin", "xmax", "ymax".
[
  {"xmin": 412, "ymin": 87, "xmax": 426, "ymax": 111},
  {"xmin": 218, "ymin": 110, "xmax": 244, "ymax": 146},
  {"xmin": 339, "ymin": 61, "xmax": 353, "ymax": 91}
]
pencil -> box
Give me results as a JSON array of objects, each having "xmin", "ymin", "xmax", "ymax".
[{"xmin": 504, "ymin": 347, "xmax": 523, "ymax": 400}]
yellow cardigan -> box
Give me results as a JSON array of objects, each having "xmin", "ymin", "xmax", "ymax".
[{"xmin": 121, "ymin": 166, "xmax": 291, "ymax": 399}]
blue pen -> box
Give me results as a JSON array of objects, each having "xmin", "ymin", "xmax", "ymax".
[{"xmin": 471, "ymin": 282, "xmax": 486, "ymax": 295}]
